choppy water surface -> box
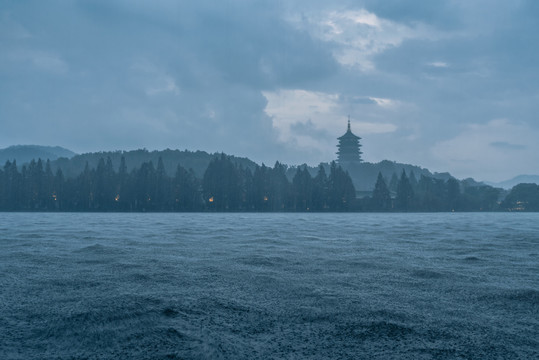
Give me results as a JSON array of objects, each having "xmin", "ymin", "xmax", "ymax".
[{"xmin": 0, "ymin": 213, "xmax": 538, "ymax": 359}]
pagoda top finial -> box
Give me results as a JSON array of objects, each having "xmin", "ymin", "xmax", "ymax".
[{"xmin": 347, "ymin": 115, "xmax": 351, "ymax": 131}]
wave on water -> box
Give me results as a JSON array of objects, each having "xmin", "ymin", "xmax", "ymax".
[{"xmin": 0, "ymin": 212, "xmax": 538, "ymax": 359}]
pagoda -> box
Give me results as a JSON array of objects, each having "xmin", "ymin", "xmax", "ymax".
[{"xmin": 337, "ymin": 116, "xmax": 362, "ymax": 166}]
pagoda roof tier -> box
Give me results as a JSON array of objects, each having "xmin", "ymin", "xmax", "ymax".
[{"xmin": 338, "ymin": 118, "xmax": 361, "ymax": 140}]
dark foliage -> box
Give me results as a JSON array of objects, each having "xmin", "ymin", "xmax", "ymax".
[
  {"xmin": 501, "ymin": 183, "xmax": 539, "ymax": 211},
  {"xmin": 0, "ymin": 155, "xmax": 356, "ymax": 212},
  {"xmin": 0, "ymin": 154, "xmax": 528, "ymax": 212}
]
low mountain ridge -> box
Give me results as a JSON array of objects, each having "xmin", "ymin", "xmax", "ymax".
[
  {"xmin": 291, "ymin": 160, "xmax": 465, "ymax": 192},
  {"xmin": 486, "ymin": 175, "xmax": 539, "ymax": 189},
  {"xmin": 50, "ymin": 148, "xmax": 258, "ymax": 179},
  {"xmin": 0, "ymin": 145, "xmax": 76, "ymax": 165},
  {"xmin": 1, "ymin": 145, "xmax": 511, "ymax": 192}
]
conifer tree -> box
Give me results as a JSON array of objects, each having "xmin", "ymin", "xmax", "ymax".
[
  {"xmin": 270, "ymin": 162, "xmax": 289, "ymax": 211},
  {"xmin": 252, "ymin": 164, "xmax": 271, "ymax": 211},
  {"xmin": 292, "ymin": 166, "xmax": 313, "ymax": 211},
  {"xmin": 446, "ymin": 178, "xmax": 460, "ymax": 211},
  {"xmin": 202, "ymin": 154, "xmax": 240, "ymax": 211},
  {"xmin": 372, "ymin": 172, "xmax": 392, "ymax": 211},
  {"xmin": 328, "ymin": 161, "xmax": 356, "ymax": 211},
  {"xmin": 312, "ymin": 165, "xmax": 329, "ymax": 211},
  {"xmin": 389, "ymin": 172, "xmax": 399, "ymax": 193},
  {"xmin": 173, "ymin": 164, "xmax": 201, "ymax": 211},
  {"xmin": 155, "ymin": 157, "xmax": 171, "ymax": 210},
  {"xmin": 396, "ymin": 169, "xmax": 414, "ymax": 211},
  {"xmin": 409, "ymin": 170, "xmax": 418, "ymax": 191}
]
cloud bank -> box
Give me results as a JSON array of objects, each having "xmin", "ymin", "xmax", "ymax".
[{"xmin": 1, "ymin": 0, "xmax": 538, "ymax": 181}]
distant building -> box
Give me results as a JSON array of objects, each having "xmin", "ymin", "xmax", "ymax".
[{"xmin": 337, "ymin": 117, "xmax": 362, "ymax": 167}]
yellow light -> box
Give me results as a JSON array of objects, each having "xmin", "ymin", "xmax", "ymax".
[{"xmin": 209, "ymin": 196, "xmax": 214, "ymax": 202}]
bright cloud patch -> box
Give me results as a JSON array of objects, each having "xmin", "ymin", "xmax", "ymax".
[
  {"xmin": 427, "ymin": 61, "xmax": 449, "ymax": 68},
  {"xmin": 263, "ymin": 89, "xmax": 397, "ymax": 159},
  {"xmin": 431, "ymin": 119, "xmax": 539, "ymax": 182},
  {"xmin": 288, "ymin": 9, "xmax": 444, "ymax": 71}
]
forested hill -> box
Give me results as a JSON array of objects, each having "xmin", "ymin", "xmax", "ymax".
[
  {"xmin": 50, "ymin": 149, "xmax": 258, "ymax": 179},
  {"xmin": 288, "ymin": 160, "xmax": 483, "ymax": 192},
  {"xmin": 4, "ymin": 145, "xmax": 487, "ymax": 192},
  {"xmin": 0, "ymin": 145, "xmax": 76, "ymax": 165},
  {"xmin": 53, "ymin": 149, "xmax": 470, "ymax": 192}
]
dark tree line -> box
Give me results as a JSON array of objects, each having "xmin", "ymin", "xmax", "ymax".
[
  {"xmin": 500, "ymin": 183, "xmax": 539, "ymax": 211},
  {"xmin": 0, "ymin": 155, "xmax": 356, "ymax": 212},
  {"xmin": 202, "ymin": 155, "xmax": 356, "ymax": 211},
  {"xmin": 366, "ymin": 170, "xmax": 503, "ymax": 211},
  {"xmin": 1, "ymin": 155, "xmax": 536, "ymax": 212}
]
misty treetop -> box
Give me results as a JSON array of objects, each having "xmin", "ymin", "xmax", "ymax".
[
  {"xmin": 0, "ymin": 155, "xmax": 536, "ymax": 212},
  {"xmin": 0, "ymin": 155, "xmax": 355, "ymax": 212}
]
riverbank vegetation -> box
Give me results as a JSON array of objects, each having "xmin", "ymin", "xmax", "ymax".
[{"xmin": 1, "ymin": 155, "xmax": 537, "ymax": 212}]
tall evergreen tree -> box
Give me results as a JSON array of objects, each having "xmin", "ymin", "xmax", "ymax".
[
  {"xmin": 446, "ymin": 178, "xmax": 460, "ymax": 211},
  {"xmin": 134, "ymin": 161, "xmax": 156, "ymax": 211},
  {"xmin": 173, "ymin": 164, "xmax": 201, "ymax": 211},
  {"xmin": 95, "ymin": 157, "xmax": 115, "ymax": 210},
  {"xmin": 155, "ymin": 157, "xmax": 171, "ymax": 210},
  {"xmin": 409, "ymin": 170, "xmax": 418, "ymax": 191},
  {"xmin": 328, "ymin": 161, "xmax": 356, "ymax": 211},
  {"xmin": 396, "ymin": 169, "xmax": 414, "ymax": 211},
  {"xmin": 371, "ymin": 172, "xmax": 392, "ymax": 211},
  {"xmin": 417, "ymin": 175, "xmax": 441, "ymax": 211},
  {"xmin": 270, "ymin": 162, "xmax": 289, "ymax": 211},
  {"xmin": 252, "ymin": 164, "xmax": 271, "ymax": 211},
  {"xmin": 2, "ymin": 161, "xmax": 21, "ymax": 210},
  {"xmin": 292, "ymin": 166, "xmax": 313, "ymax": 211},
  {"xmin": 312, "ymin": 165, "xmax": 329, "ymax": 211},
  {"xmin": 202, "ymin": 154, "xmax": 241, "ymax": 211},
  {"xmin": 389, "ymin": 172, "xmax": 399, "ymax": 193},
  {"xmin": 53, "ymin": 168, "xmax": 64, "ymax": 210}
]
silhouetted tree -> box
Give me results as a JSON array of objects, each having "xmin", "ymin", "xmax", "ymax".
[
  {"xmin": 396, "ymin": 169, "xmax": 414, "ymax": 211},
  {"xmin": 388, "ymin": 172, "xmax": 399, "ymax": 194},
  {"xmin": 173, "ymin": 164, "xmax": 201, "ymax": 211},
  {"xmin": 371, "ymin": 172, "xmax": 392, "ymax": 211},
  {"xmin": 202, "ymin": 154, "xmax": 241, "ymax": 211},
  {"xmin": 155, "ymin": 157, "xmax": 171, "ymax": 210},
  {"xmin": 270, "ymin": 162, "xmax": 290, "ymax": 211},
  {"xmin": 327, "ymin": 161, "xmax": 356, "ymax": 211},
  {"xmin": 446, "ymin": 178, "xmax": 460, "ymax": 211},
  {"xmin": 134, "ymin": 161, "xmax": 156, "ymax": 211},
  {"xmin": 252, "ymin": 164, "xmax": 271, "ymax": 211},
  {"xmin": 409, "ymin": 170, "xmax": 418, "ymax": 191},
  {"xmin": 292, "ymin": 166, "xmax": 313, "ymax": 211},
  {"xmin": 312, "ymin": 165, "xmax": 329, "ymax": 211}
]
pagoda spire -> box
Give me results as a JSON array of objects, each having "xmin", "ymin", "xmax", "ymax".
[{"xmin": 337, "ymin": 116, "xmax": 362, "ymax": 166}]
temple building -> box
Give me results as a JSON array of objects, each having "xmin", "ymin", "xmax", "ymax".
[{"xmin": 337, "ymin": 117, "xmax": 362, "ymax": 167}]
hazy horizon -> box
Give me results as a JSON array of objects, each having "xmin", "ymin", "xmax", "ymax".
[{"xmin": 1, "ymin": 1, "xmax": 538, "ymax": 182}]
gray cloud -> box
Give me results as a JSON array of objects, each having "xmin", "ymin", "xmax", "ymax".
[
  {"xmin": 489, "ymin": 141, "xmax": 527, "ymax": 150},
  {"xmin": 0, "ymin": 0, "xmax": 538, "ymax": 181}
]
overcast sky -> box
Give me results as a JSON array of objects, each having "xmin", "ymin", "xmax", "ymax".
[{"xmin": 1, "ymin": 0, "xmax": 538, "ymax": 182}]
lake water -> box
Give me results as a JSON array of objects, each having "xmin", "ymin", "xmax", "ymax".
[{"xmin": 0, "ymin": 213, "xmax": 538, "ymax": 359}]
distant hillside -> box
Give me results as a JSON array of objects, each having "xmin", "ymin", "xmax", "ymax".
[
  {"xmin": 51, "ymin": 148, "xmax": 472, "ymax": 192},
  {"xmin": 487, "ymin": 175, "xmax": 539, "ymax": 189},
  {"xmin": 51, "ymin": 148, "xmax": 258, "ymax": 178},
  {"xmin": 0, "ymin": 145, "xmax": 76, "ymax": 165},
  {"xmin": 3, "ymin": 145, "xmax": 492, "ymax": 193},
  {"xmin": 288, "ymin": 160, "xmax": 459, "ymax": 192}
]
